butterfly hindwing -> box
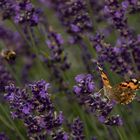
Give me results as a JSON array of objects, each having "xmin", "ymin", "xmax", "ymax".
[{"xmin": 113, "ymin": 82, "xmax": 136, "ymax": 104}]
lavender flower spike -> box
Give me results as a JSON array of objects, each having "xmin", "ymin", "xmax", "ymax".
[
  {"xmin": 73, "ymin": 74, "xmax": 123, "ymax": 126},
  {"xmin": 5, "ymin": 80, "xmax": 65, "ymax": 139},
  {"xmin": 71, "ymin": 117, "xmax": 85, "ymax": 140}
]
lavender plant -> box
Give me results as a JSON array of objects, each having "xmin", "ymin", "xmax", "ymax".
[{"xmin": 0, "ymin": 0, "xmax": 140, "ymax": 140}]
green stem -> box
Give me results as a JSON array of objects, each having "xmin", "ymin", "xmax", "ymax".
[
  {"xmin": 87, "ymin": 115, "xmax": 103, "ymax": 139},
  {"xmin": 0, "ymin": 115, "xmax": 14, "ymax": 131},
  {"xmin": 116, "ymin": 128, "xmax": 124, "ymax": 140},
  {"xmin": 129, "ymin": 50, "xmax": 139, "ymax": 76},
  {"xmin": 5, "ymin": 62, "xmax": 21, "ymax": 86},
  {"xmin": 27, "ymin": 27, "xmax": 48, "ymax": 78},
  {"xmin": 82, "ymin": 36, "xmax": 97, "ymax": 59},
  {"xmin": 86, "ymin": 0, "xmax": 95, "ymax": 31},
  {"xmin": 11, "ymin": 22, "xmax": 32, "ymax": 47},
  {"xmin": 0, "ymin": 104, "xmax": 25, "ymax": 140},
  {"xmin": 12, "ymin": 22, "xmax": 48, "ymax": 79},
  {"xmin": 37, "ymin": 25, "xmax": 47, "ymax": 46},
  {"xmin": 103, "ymin": 125, "xmax": 110, "ymax": 139}
]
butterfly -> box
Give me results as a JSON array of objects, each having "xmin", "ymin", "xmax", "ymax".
[{"xmin": 97, "ymin": 62, "xmax": 140, "ymax": 104}]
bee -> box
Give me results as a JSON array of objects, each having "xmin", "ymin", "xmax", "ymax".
[{"xmin": 1, "ymin": 49, "xmax": 16, "ymax": 61}]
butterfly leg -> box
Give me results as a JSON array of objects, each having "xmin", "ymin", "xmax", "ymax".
[{"xmin": 97, "ymin": 88, "xmax": 104, "ymax": 94}]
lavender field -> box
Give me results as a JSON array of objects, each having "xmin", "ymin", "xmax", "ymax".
[{"xmin": 0, "ymin": 0, "xmax": 140, "ymax": 140}]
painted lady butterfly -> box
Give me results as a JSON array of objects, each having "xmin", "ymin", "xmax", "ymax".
[{"xmin": 97, "ymin": 63, "xmax": 140, "ymax": 104}]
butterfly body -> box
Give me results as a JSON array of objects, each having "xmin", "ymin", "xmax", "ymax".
[{"xmin": 97, "ymin": 63, "xmax": 140, "ymax": 104}]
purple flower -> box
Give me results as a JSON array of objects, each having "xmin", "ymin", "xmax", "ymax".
[
  {"xmin": 0, "ymin": 0, "xmax": 15, "ymax": 20},
  {"xmin": 48, "ymin": 0, "xmax": 93, "ymax": 42},
  {"xmin": 121, "ymin": 1, "xmax": 129, "ymax": 9},
  {"xmin": 44, "ymin": 28, "xmax": 70, "ymax": 92},
  {"xmin": 52, "ymin": 131, "xmax": 69, "ymax": 140},
  {"xmin": 71, "ymin": 117, "xmax": 85, "ymax": 140},
  {"xmin": 55, "ymin": 111, "xmax": 64, "ymax": 125},
  {"xmin": 56, "ymin": 33, "xmax": 64, "ymax": 45},
  {"xmin": 73, "ymin": 74, "xmax": 122, "ymax": 126},
  {"xmin": 73, "ymin": 86, "xmax": 82, "ymax": 95},
  {"xmin": 5, "ymin": 80, "xmax": 65, "ymax": 138},
  {"xmin": 70, "ymin": 24, "xmax": 80, "ymax": 33},
  {"xmin": 0, "ymin": 132, "xmax": 9, "ymax": 140},
  {"xmin": 73, "ymin": 74, "xmax": 95, "ymax": 95},
  {"xmin": 98, "ymin": 115, "xmax": 106, "ymax": 123},
  {"xmin": 22, "ymin": 104, "xmax": 32, "ymax": 115},
  {"xmin": 13, "ymin": 0, "xmax": 40, "ymax": 26},
  {"xmin": 0, "ymin": 0, "xmax": 40, "ymax": 26},
  {"xmin": 104, "ymin": 115, "xmax": 123, "ymax": 126},
  {"xmin": 92, "ymin": 31, "xmax": 140, "ymax": 77},
  {"xmin": 75, "ymin": 74, "xmax": 85, "ymax": 83},
  {"xmin": 95, "ymin": 44, "xmax": 102, "ymax": 52},
  {"xmin": 25, "ymin": 3, "xmax": 32, "ymax": 11},
  {"xmin": 91, "ymin": 0, "xmax": 140, "ymax": 77}
]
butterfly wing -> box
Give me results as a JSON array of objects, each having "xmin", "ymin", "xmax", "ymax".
[
  {"xmin": 97, "ymin": 63, "xmax": 111, "ymax": 87},
  {"xmin": 97, "ymin": 63, "xmax": 113, "ymax": 98},
  {"xmin": 97, "ymin": 63, "xmax": 138, "ymax": 104},
  {"xmin": 113, "ymin": 79, "xmax": 139, "ymax": 104}
]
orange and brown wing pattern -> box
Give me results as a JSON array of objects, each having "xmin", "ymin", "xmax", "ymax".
[
  {"xmin": 97, "ymin": 62, "xmax": 113, "ymax": 98},
  {"xmin": 97, "ymin": 62, "xmax": 111, "ymax": 87},
  {"xmin": 119, "ymin": 79, "xmax": 140, "ymax": 90},
  {"xmin": 113, "ymin": 87, "xmax": 136, "ymax": 104},
  {"xmin": 97, "ymin": 63, "xmax": 139, "ymax": 104},
  {"xmin": 113, "ymin": 79, "xmax": 140, "ymax": 104}
]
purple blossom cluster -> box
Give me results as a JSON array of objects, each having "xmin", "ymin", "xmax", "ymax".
[
  {"xmin": 0, "ymin": 132, "xmax": 9, "ymax": 140},
  {"xmin": 5, "ymin": 80, "xmax": 65, "ymax": 139},
  {"xmin": 45, "ymin": 28, "xmax": 70, "ymax": 91},
  {"xmin": 0, "ymin": 0, "xmax": 140, "ymax": 139},
  {"xmin": 104, "ymin": 0, "xmax": 130, "ymax": 37},
  {"xmin": 13, "ymin": 0, "xmax": 39, "ymax": 26},
  {"xmin": 52, "ymin": 130, "xmax": 68, "ymax": 140},
  {"xmin": 48, "ymin": 0, "xmax": 93, "ymax": 42},
  {"xmin": 46, "ymin": 28, "xmax": 70, "ymax": 71},
  {"xmin": 4, "ymin": 80, "xmax": 92, "ymax": 139},
  {"xmin": 89, "ymin": 0, "xmax": 105, "ymax": 23},
  {"xmin": 122, "ymin": 0, "xmax": 140, "ymax": 13},
  {"xmin": 44, "ymin": 0, "xmax": 96, "ymax": 73},
  {"xmin": 71, "ymin": 117, "xmax": 85, "ymax": 140},
  {"xmin": 73, "ymin": 74, "xmax": 95, "ymax": 96},
  {"xmin": 0, "ymin": 0, "xmax": 39, "ymax": 26},
  {"xmin": 73, "ymin": 74, "xmax": 123, "ymax": 126},
  {"xmin": 0, "ymin": 0, "xmax": 14, "ymax": 20},
  {"xmin": 91, "ymin": 0, "xmax": 140, "ymax": 77}
]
